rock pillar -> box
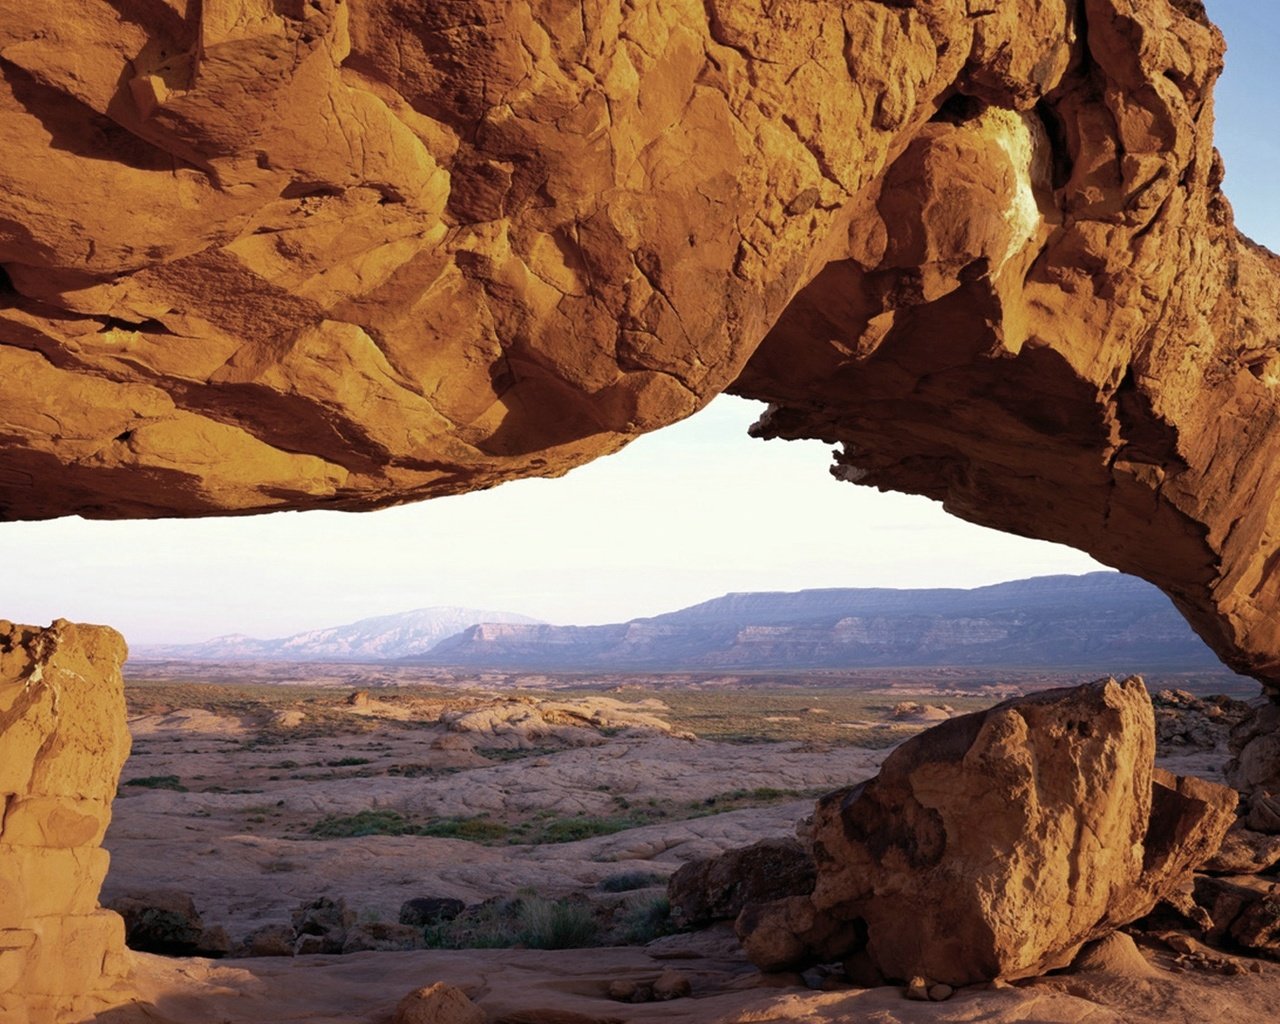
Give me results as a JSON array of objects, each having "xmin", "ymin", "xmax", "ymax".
[{"xmin": 0, "ymin": 620, "xmax": 132, "ymax": 1024}]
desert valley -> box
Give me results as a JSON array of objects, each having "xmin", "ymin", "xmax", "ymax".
[{"xmin": 66, "ymin": 576, "xmax": 1273, "ymax": 1022}]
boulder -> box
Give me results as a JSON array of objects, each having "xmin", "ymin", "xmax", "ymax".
[
  {"xmin": 1204, "ymin": 824, "xmax": 1280, "ymax": 875},
  {"xmin": 1191, "ymin": 874, "xmax": 1280, "ymax": 958},
  {"xmin": 667, "ymin": 837, "xmax": 815, "ymax": 928},
  {"xmin": 735, "ymin": 895, "xmax": 859, "ymax": 974},
  {"xmin": 1153, "ymin": 690, "xmax": 1252, "ymax": 753},
  {"xmin": 392, "ymin": 982, "xmax": 485, "ymax": 1024},
  {"xmin": 242, "ymin": 923, "xmax": 296, "ymax": 958},
  {"xmin": 290, "ymin": 896, "xmax": 354, "ymax": 955},
  {"xmin": 107, "ymin": 890, "xmax": 230, "ymax": 958},
  {"xmin": 341, "ymin": 921, "xmax": 424, "ymax": 954},
  {"xmin": 1226, "ymin": 701, "xmax": 1280, "ymax": 808},
  {"xmin": 740, "ymin": 678, "xmax": 1234, "ymax": 985},
  {"xmin": 400, "ymin": 898, "xmax": 467, "ymax": 929}
]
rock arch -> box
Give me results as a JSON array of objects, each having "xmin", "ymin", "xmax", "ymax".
[{"xmin": 2, "ymin": 0, "xmax": 1279, "ymax": 1015}]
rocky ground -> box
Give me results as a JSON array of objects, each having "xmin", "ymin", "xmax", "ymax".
[{"xmin": 92, "ymin": 680, "xmax": 1279, "ymax": 1023}]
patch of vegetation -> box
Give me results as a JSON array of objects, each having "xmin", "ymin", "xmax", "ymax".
[
  {"xmin": 418, "ymin": 817, "xmax": 510, "ymax": 842},
  {"xmin": 528, "ymin": 814, "xmax": 641, "ymax": 844},
  {"xmin": 325, "ymin": 756, "xmax": 372, "ymax": 767},
  {"xmin": 422, "ymin": 894, "xmax": 598, "ymax": 950},
  {"xmin": 619, "ymin": 894, "xmax": 673, "ymax": 944},
  {"xmin": 307, "ymin": 809, "xmax": 418, "ymax": 838},
  {"xmin": 304, "ymin": 811, "xmax": 509, "ymax": 842},
  {"xmin": 598, "ymin": 870, "xmax": 666, "ymax": 893},
  {"xmin": 122, "ymin": 775, "xmax": 186, "ymax": 792},
  {"xmin": 518, "ymin": 895, "xmax": 599, "ymax": 949}
]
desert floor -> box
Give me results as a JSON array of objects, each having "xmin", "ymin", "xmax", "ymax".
[{"xmin": 94, "ymin": 671, "xmax": 1270, "ymax": 1023}]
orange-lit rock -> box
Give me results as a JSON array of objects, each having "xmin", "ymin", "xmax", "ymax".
[
  {"xmin": 0, "ymin": 620, "xmax": 132, "ymax": 1024},
  {"xmin": 0, "ymin": 3, "xmax": 1278, "ymax": 693},
  {"xmin": 736, "ymin": 678, "xmax": 1236, "ymax": 984}
]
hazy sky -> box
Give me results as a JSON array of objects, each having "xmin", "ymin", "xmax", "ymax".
[{"xmin": 0, "ymin": 1, "xmax": 1273, "ymax": 644}]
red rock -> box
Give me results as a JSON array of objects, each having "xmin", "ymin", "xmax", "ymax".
[{"xmin": 0, "ymin": 3, "xmax": 1278, "ymax": 691}]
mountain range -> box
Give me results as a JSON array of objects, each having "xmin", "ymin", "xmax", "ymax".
[
  {"xmin": 132, "ymin": 573, "xmax": 1231, "ymax": 673},
  {"xmin": 132, "ymin": 606, "xmax": 541, "ymax": 662}
]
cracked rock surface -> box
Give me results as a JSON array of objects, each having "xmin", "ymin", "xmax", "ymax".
[{"xmin": 2, "ymin": 2, "xmax": 1280, "ymax": 686}]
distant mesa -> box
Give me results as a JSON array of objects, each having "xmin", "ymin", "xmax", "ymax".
[{"xmin": 132, "ymin": 573, "xmax": 1238, "ymax": 675}]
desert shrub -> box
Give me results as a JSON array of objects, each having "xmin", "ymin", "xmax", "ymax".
[
  {"xmin": 421, "ymin": 897, "xmax": 522, "ymax": 949},
  {"xmin": 535, "ymin": 815, "xmax": 639, "ymax": 844},
  {"xmin": 123, "ymin": 775, "xmax": 186, "ymax": 791},
  {"xmin": 517, "ymin": 896, "xmax": 598, "ymax": 949},
  {"xmin": 419, "ymin": 817, "xmax": 510, "ymax": 842},
  {"xmin": 620, "ymin": 894, "xmax": 672, "ymax": 944},
  {"xmin": 307, "ymin": 809, "xmax": 415, "ymax": 838},
  {"xmin": 326, "ymin": 757, "xmax": 372, "ymax": 767},
  {"xmin": 420, "ymin": 895, "xmax": 599, "ymax": 950},
  {"xmin": 598, "ymin": 871, "xmax": 665, "ymax": 893},
  {"xmin": 305, "ymin": 811, "xmax": 509, "ymax": 842}
]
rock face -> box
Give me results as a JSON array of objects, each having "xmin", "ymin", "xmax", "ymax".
[
  {"xmin": 2, "ymin": 3, "xmax": 1280, "ymax": 690},
  {"xmin": 0, "ymin": 620, "xmax": 132, "ymax": 1024},
  {"xmin": 737, "ymin": 679, "xmax": 1237, "ymax": 984}
]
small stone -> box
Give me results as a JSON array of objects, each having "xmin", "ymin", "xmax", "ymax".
[
  {"xmin": 243, "ymin": 923, "xmax": 295, "ymax": 957},
  {"xmin": 392, "ymin": 983, "xmax": 484, "ymax": 1024},
  {"xmin": 928, "ymin": 983, "xmax": 954, "ymax": 1001},
  {"xmin": 905, "ymin": 976, "xmax": 931, "ymax": 1001},
  {"xmin": 399, "ymin": 897, "xmax": 466, "ymax": 928},
  {"xmin": 629, "ymin": 983, "xmax": 655, "ymax": 1004},
  {"xmin": 653, "ymin": 969, "xmax": 692, "ymax": 1000},
  {"xmin": 1164, "ymin": 932, "xmax": 1196, "ymax": 954},
  {"xmin": 606, "ymin": 980, "xmax": 636, "ymax": 1002}
]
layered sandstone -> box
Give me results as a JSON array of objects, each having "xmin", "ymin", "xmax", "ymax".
[
  {"xmin": 1, "ymin": 2, "xmax": 1279, "ymax": 688},
  {"xmin": 0, "ymin": 621, "xmax": 132, "ymax": 1024}
]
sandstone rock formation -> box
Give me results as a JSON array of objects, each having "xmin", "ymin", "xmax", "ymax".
[
  {"xmin": 1226, "ymin": 701, "xmax": 1280, "ymax": 828},
  {"xmin": 737, "ymin": 678, "xmax": 1237, "ymax": 984},
  {"xmin": 2, "ymin": 2, "xmax": 1280, "ymax": 691},
  {"xmin": 0, "ymin": 620, "xmax": 132, "ymax": 1024}
]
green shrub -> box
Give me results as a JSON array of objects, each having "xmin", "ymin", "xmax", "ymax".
[
  {"xmin": 123, "ymin": 775, "xmax": 186, "ymax": 792},
  {"xmin": 307, "ymin": 809, "xmax": 415, "ymax": 838},
  {"xmin": 419, "ymin": 817, "xmax": 510, "ymax": 842},
  {"xmin": 518, "ymin": 896, "xmax": 599, "ymax": 949},
  {"xmin": 598, "ymin": 871, "xmax": 665, "ymax": 893},
  {"xmin": 620, "ymin": 894, "xmax": 672, "ymax": 944},
  {"xmin": 535, "ymin": 815, "xmax": 638, "ymax": 844}
]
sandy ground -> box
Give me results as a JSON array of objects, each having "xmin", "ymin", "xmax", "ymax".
[{"xmin": 92, "ymin": 934, "xmax": 1278, "ymax": 1024}]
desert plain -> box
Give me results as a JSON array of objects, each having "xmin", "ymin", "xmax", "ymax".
[{"xmin": 90, "ymin": 665, "xmax": 1275, "ymax": 1023}]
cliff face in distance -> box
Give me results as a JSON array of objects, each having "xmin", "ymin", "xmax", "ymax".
[
  {"xmin": 420, "ymin": 573, "xmax": 1239, "ymax": 672},
  {"xmin": 2, "ymin": 2, "xmax": 1279, "ymax": 689}
]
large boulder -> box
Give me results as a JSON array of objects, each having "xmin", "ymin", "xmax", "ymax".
[{"xmin": 739, "ymin": 678, "xmax": 1236, "ymax": 985}]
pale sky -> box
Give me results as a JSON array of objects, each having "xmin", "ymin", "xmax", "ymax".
[{"xmin": 0, "ymin": 1, "xmax": 1273, "ymax": 645}]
